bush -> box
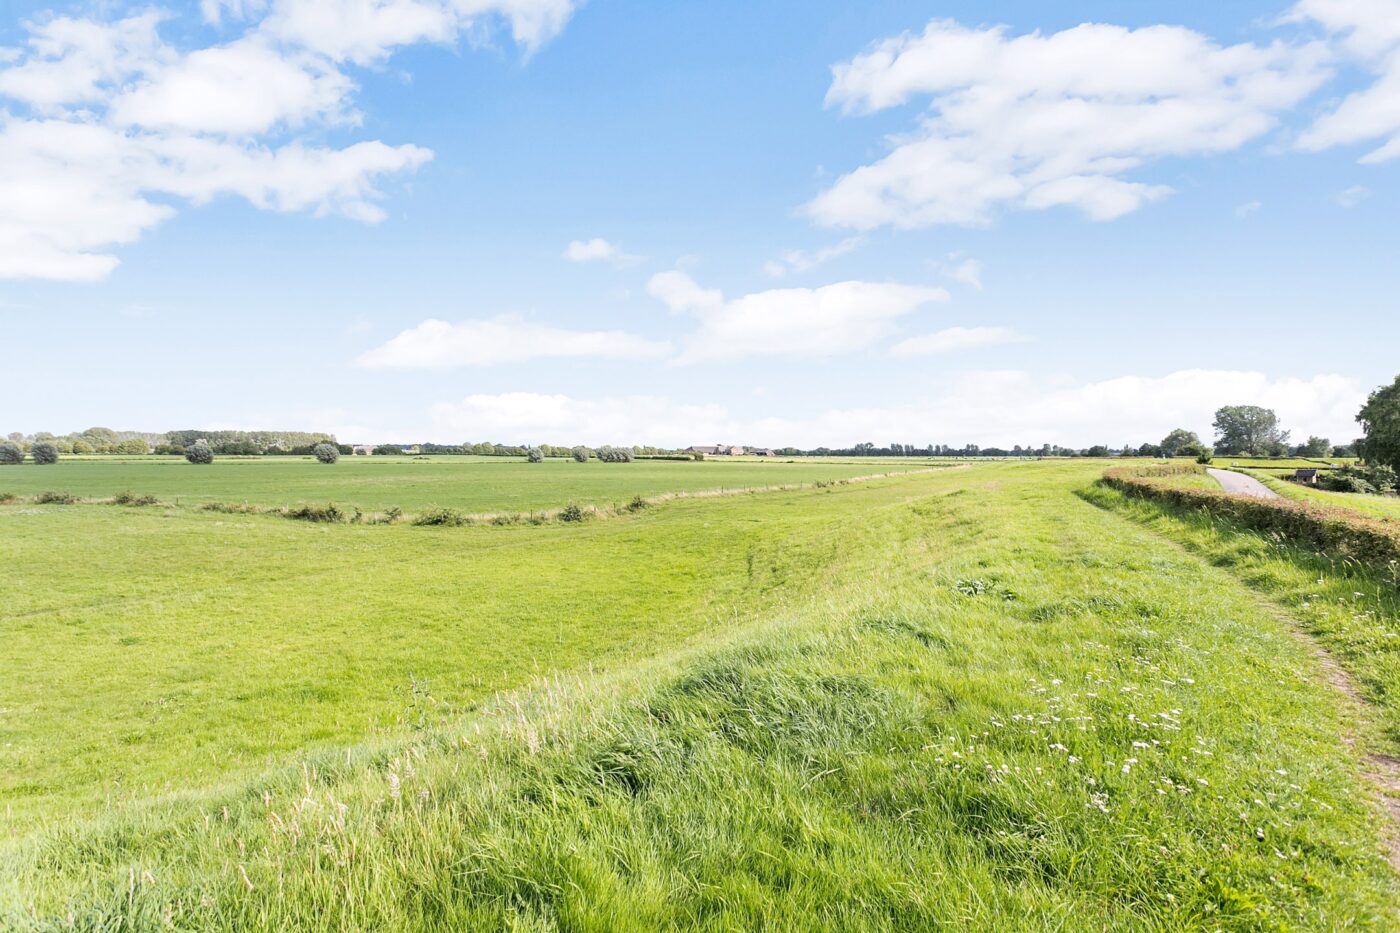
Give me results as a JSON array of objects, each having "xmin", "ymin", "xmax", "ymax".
[
  {"xmin": 413, "ymin": 508, "xmax": 468, "ymax": 526},
  {"xmin": 113, "ymin": 491, "xmax": 159, "ymax": 506},
  {"xmin": 35, "ymin": 491, "xmax": 78, "ymax": 504},
  {"xmin": 31, "ymin": 442, "xmax": 58, "ymax": 465},
  {"xmin": 0, "ymin": 443, "xmax": 22, "ymax": 465},
  {"xmin": 185, "ymin": 443, "xmax": 214, "ymax": 465},
  {"xmin": 0, "ymin": 492, "xmax": 16, "ymax": 503},
  {"xmin": 596, "ymin": 445, "xmax": 635, "ymax": 463},
  {"xmin": 313, "ymin": 443, "xmax": 339, "ymax": 464},
  {"xmin": 374, "ymin": 445, "xmax": 404, "ymax": 456},
  {"xmin": 1321, "ymin": 464, "xmax": 1396, "ymax": 495},
  {"xmin": 1102, "ymin": 464, "xmax": 1400, "ymax": 576},
  {"xmin": 559, "ymin": 503, "xmax": 584, "ymax": 522},
  {"xmin": 571, "ymin": 446, "xmax": 591, "ymax": 463},
  {"xmin": 626, "ymin": 495, "xmax": 649, "ymax": 512},
  {"xmin": 201, "ymin": 501, "xmax": 258, "ymax": 514},
  {"xmin": 526, "ymin": 447, "xmax": 544, "ymax": 463},
  {"xmin": 1195, "ymin": 451, "xmax": 1214, "ymax": 465},
  {"xmin": 285, "ymin": 503, "xmax": 346, "ymax": 523}
]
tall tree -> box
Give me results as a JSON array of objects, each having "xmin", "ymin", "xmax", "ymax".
[
  {"xmin": 1212, "ymin": 406, "xmax": 1289, "ymax": 456},
  {"xmin": 1159, "ymin": 428, "xmax": 1202, "ymax": 458},
  {"xmin": 1357, "ymin": 376, "xmax": 1400, "ymax": 471}
]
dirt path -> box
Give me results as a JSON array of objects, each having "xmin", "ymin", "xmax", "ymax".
[{"xmin": 1206, "ymin": 468, "xmax": 1280, "ymax": 499}]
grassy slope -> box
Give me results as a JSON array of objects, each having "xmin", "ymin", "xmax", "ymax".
[
  {"xmin": 3, "ymin": 461, "xmax": 1398, "ymax": 929},
  {"xmin": 0, "ymin": 473, "xmax": 937, "ymax": 827},
  {"xmin": 0, "ymin": 457, "xmax": 938, "ymax": 513}
]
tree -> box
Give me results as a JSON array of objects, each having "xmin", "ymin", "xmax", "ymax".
[
  {"xmin": 116, "ymin": 438, "xmax": 149, "ymax": 455},
  {"xmin": 1301, "ymin": 436, "xmax": 1332, "ymax": 457},
  {"xmin": 1212, "ymin": 405, "xmax": 1289, "ymax": 455},
  {"xmin": 31, "ymin": 442, "xmax": 58, "ymax": 465},
  {"xmin": 313, "ymin": 443, "xmax": 339, "ymax": 464},
  {"xmin": 1357, "ymin": 375, "xmax": 1400, "ymax": 472},
  {"xmin": 570, "ymin": 446, "xmax": 591, "ymax": 463},
  {"xmin": 1085, "ymin": 445, "xmax": 1111, "ymax": 458},
  {"xmin": 0, "ymin": 442, "xmax": 22, "ymax": 465},
  {"xmin": 70, "ymin": 439, "xmax": 94, "ymax": 455},
  {"xmin": 184, "ymin": 442, "xmax": 214, "ymax": 465},
  {"xmin": 374, "ymin": 445, "xmax": 404, "ymax": 456},
  {"xmin": 1159, "ymin": 428, "xmax": 1202, "ymax": 458},
  {"xmin": 526, "ymin": 447, "xmax": 544, "ymax": 463}
]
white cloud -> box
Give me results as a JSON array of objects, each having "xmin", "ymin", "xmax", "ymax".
[
  {"xmin": 355, "ymin": 315, "xmax": 672, "ymax": 368},
  {"xmin": 427, "ymin": 370, "xmax": 1364, "ymax": 448},
  {"xmin": 809, "ymin": 19, "xmax": 1331, "ymax": 229},
  {"xmin": 948, "ymin": 257, "xmax": 983, "ymax": 289},
  {"xmin": 763, "ymin": 236, "xmax": 864, "ymax": 278},
  {"xmin": 889, "ymin": 325, "xmax": 1027, "ymax": 356},
  {"xmin": 1235, "ymin": 199, "xmax": 1263, "ymax": 217},
  {"xmin": 110, "ymin": 37, "xmax": 355, "ymax": 135},
  {"xmin": 0, "ymin": 0, "xmax": 580, "ymax": 280},
  {"xmin": 1290, "ymin": 0, "xmax": 1400, "ymax": 162},
  {"xmin": 647, "ymin": 271, "xmax": 948, "ymax": 361},
  {"xmin": 1336, "ymin": 184, "xmax": 1372, "ymax": 207},
  {"xmin": 261, "ymin": 0, "xmax": 577, "ymax": 65},
  {"xmin": 562, "ymin": 237, "xmax": 639, "ymax": 267}
]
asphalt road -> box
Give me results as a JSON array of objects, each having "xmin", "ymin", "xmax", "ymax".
[{"xmin": 1207, "ymin": 468, "xmax": 1280, "ymax": 499}]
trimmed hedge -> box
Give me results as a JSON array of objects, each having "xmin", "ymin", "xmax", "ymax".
[{"xmin": 1102, "ymin": 464, "xmax": 1400, "ymax": 576}]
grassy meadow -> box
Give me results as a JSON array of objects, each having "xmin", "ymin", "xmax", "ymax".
[
  {"xmin": 0, "ymin": 455, "xmax": 939, "ymax": 514},
  {"xmin": 4, "ymin": 458, "xmax": 1400, "ymax": 929}
]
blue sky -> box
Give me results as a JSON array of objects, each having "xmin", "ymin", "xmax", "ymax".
[{"xmin": 1, "ymin": 0, "xmax": 1396, "ymax": 447}]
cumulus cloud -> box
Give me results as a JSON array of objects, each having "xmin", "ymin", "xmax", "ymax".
[
  {"xmin": 355, "ymin": 315, "xmax": 672, "ymax": 368},
  {"xmin": 0, "ymin": 0, "xmax": 580, "ymax": 280},
  {"xmin": 1289, "ymin": 0, "xmax": 1400, "ymax": 163},
  {"xmin": 889, "ymin": 325, "xmax": 1027, "ymax": 356},
  {"xmin": 428, "ymin": 370, "xmax": 1364, "ymax": 448},
  {"xmin": 808, "ymin": 19, "xmax": 1331, "ymax": 229},
  {"xmin": 648, "ymin": 271, "xmax": 947, "ymax": 362},
  {"xmin": 562, "ymin": 237, "xmax": 639, "ymax": 267}
]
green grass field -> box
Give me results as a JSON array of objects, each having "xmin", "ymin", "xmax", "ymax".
[
  {"xmin": 0, "ymin": 455, "xmax": 940, "ymax": 514},
  {"xmin": 4, "ymin": 459, "xmax": 1399, "ymax": 929}
]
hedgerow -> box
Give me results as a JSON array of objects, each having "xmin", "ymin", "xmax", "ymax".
[{"xmin": 1101, "ymin": 464, "xmax": 1400, "ymax": 575}]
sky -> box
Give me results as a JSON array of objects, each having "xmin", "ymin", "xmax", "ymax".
[{"xmin": 1, "ymin": 0, "xmax": 1396, "ymax": 448}]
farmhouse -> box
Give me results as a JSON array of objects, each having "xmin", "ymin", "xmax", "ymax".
[{"xmin": 352, "ymin": 444, "xmax": 376, "ymax": 455}]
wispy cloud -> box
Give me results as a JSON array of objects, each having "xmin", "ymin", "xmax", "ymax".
[{"xmin": 355, "ymin": 315, "xmax": 672, "ymax": 368}]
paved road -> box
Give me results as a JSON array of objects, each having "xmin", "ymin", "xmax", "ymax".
[{"xmin": 1207, "ymin": 468, "xmax": 1280, "ymax": 499}]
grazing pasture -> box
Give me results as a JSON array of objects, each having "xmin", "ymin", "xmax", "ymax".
[
  {"xmin": 0, "ymin": 455, "xmax": 940, "ymax": 514},
  {"xmin": 3, "ymin": 460, "xmax": 1400, "ymax": 929}
]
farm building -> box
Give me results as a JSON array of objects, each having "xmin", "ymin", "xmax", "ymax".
[{"xmin": 351, "ymin": 444, "xmax": 376, "ymax": 455}]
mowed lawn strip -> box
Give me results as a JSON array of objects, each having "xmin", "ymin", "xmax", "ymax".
[
  {"xmin": 0, "ymin": 455, "xmax": 946, "ymax": 513},
  {"xmin": 3, "ymin": 461, "xmax": 1398, "ymax": 928}
]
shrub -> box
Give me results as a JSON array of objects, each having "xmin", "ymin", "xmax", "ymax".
[
  {"xmin": 413, "ymin": 508, "xmax": 467, "ymax": 526},
  {"xmin": 201, "ymin": 501, "xmax": 258, "ymax": 514},
  {"xmin": 0, "ymin": 492, "xmax": 15, "ymax": 503},
  {"xmin": 571, "ymin": 446, "xmax": 591, "ymax": 463},
  {"xmin": 35, "ymin": 491, "xmax": 78, "ymax": 504},
  {"xmin": 374, "ymin": 445, "xmax": 404, "ymax": 456},
  {"xmin": 1321, "ymin": 464, "xmax": 1396, "ymax": 495},
  {"xmin": 626, "ymin": 495, "xmax": 649, "ymax": 512},
  {"xmin": 185, "ymin": 443, "xmax": 214, "ymax": 465},
  {"xmin": 31, "ymin": 442, "xmax": 58, "ymax": 465},
  {"xmin": 559, "ymin": 503, "xmax": 584, "ymax": 522},
  {"xmin": 1195, "ymin": 451, "xmax": 1214, "ymax": 465},
  {"xmin": 0, "ymin": 443, "xmax": 22, "ymax": 465},
  {"xmin": 285, "ymin": 503, "xmax": 346, "ymax": 523},
  {"xmin": 596, "ymin": 445, "xmax": 635, "ymax": 463},
  {"xmin": 1102, "ymin": 464, "xmax": 1400, "ymax": 577},
  {"xmin": 526, "ymin": 447, "xmax": 544, "ymax": 463},
  {"xmin": 313, "ymin": 443, "xmax": 339, "ymax": 464},
  {"xmin": 113, "ymin": 491, "xmax": 159, "ymax": 506}
]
